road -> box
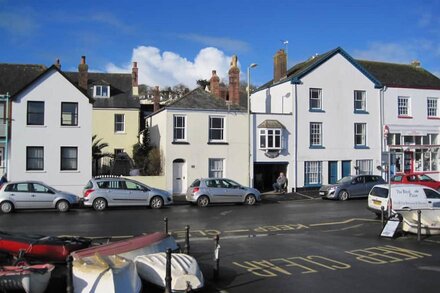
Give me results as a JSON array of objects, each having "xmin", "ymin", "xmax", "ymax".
[{"xmin": 1, "ymin": 196, "xmax": 439, "ymax": 292}]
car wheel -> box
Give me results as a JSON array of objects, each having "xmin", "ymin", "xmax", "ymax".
[
  {"xmin": 150, "ymin": 196, "xmax": 164, "ymax": 209},
  {"xmin": 244, "ymin": 194, "xmax": 256, "ymax": 205},
  {"xmin": 339, "ymin": 190, "xmax": 349, "ymax": 201},
  {"xmin": 0, "ymin": 201, "xmax": 13, "ymax": 214},
  {"xmin": 197, "ymin": 196, "xmax": 209, "ymax": 207},
  {"xmin": 93, "ymin": 198, "xmax": 107, "ymax": 211},
  {"xmin": 56, "ymin": 200, "xmax": 70, "ymax": 212}
]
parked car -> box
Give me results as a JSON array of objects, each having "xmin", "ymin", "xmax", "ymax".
[
  {"xmin": 391, "ymin": 173, "xmax": 440, "ymax": 191},
  {"xmin": 186, "ymin": 178, "xmax": 261, "ymax": 207},
  {"xmin": 82, "ymin": 176, "xmax": 172, "ymax": 211},
  {"xmin": 0, "ymin": 181, "xmax": 81, "ymax": 213},
  {"xmin": 367, "ymin": 184, "xmax": 440, "ymax": 216},
  {"xmin": 319, "ymin": 175, "xmax": 386, "ymax": 200}
]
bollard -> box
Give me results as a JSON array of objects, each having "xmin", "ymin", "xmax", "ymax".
[
  {"xmin": 164, "ymin": 217, "xmax": 169, "ymax": 235},
  {"xmin": 66, "ymin": 255, "xmax": 74, "ymax": 293},
  {"xmin": 184, "ymin": 225, "xmax": 190, "ymax": 255},
  {"xmin": 417, "ymin": 210, "xmax": 422, "ymax": 242},
  {"xmin": 164, "ymin": 248, "xmax": 172, "ymax": 293},
  {"xmin": 213, "ymin": 234, "xmax": 220, "ymax": 281},
  {"xmin": 381, "ymin": 206, "xmax": 385, "ymax": 228}
]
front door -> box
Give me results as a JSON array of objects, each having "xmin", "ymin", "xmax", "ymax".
[
  {"xmin": 404, "ymin": 151, "xmax": 413, "ymax": 173},
  {"xmin": 173, "ymin": 161, "xmax": 185, "ymax": 195},
  {"xmin": 328, "ymin": 161, "xmax": 338, "ymax": 184},
  {"xmin": 342, "ymin": 161, "xmax": 351, "ymax": 177}
]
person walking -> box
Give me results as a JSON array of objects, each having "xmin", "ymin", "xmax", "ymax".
[{"xmin": 273, "ymin": 172, "xmax": 286, "ymax": 193}]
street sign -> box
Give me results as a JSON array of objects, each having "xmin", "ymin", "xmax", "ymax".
[{"xmin": 381, "ymin": 219, "xmax": 400, "ymax": 238}]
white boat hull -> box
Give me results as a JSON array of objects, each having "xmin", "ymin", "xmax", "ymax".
[
  {"xmin": 396, "ymin": 209, "xmax": 440, "ymax": 235},
  {"xmin": 73, "ymin": 254, "xmax": 141, "ymax": 293},
  {"xmin": 0, "ymin": 263, "xmax": 54, "ymax": 293},
  {"xmin": 135, "ymin": 253, "xmax": 204, "ymax": 292}
]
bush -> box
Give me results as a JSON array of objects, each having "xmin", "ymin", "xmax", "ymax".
[{"xmin": 145, "ymin": 148, "xmax": 162, "ymax": 175}]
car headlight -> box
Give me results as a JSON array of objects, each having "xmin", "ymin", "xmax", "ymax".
[{"xmin": 328, "ymin": 187, "xmax": 336, "ymax": 195}]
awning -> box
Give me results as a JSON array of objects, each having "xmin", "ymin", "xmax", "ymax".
[
  {"xmin": 258, "ymin": 119, "xmax": 286, "ymax": 129},
  {"xmin": 387, "ymin": 124, "xmax": 439, "ymax": 136}
]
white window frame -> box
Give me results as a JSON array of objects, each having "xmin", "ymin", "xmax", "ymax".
[
  {"xmin": 354, "ymin": 123, "xmax": 366, "ymax": 147},
  {"xmin": 259, "ymin": 128, "xmax": 282, "ymax": 150},
  {"xmin": 309, "ymin": 88, "xmax": 322, "ymax": 110},
  {"xmin": 354, "ymin": 90, "xmax": 366, "ymax": 112},
  {"xmin": 209, "ymin": 116, "xmax": 225, "ymax": 142},
  {"xmin": 310, "ymin": 122, "xmax": 322, "ymax": 147},
  {"xmin": 209, "ymin": 158, "xmax": 224, "ymax": 178},
  {"xmin": 304, "ymin": 161, "xmax": 322, "ymax": 186},
  {"xmin": 94, "ymin": 85, "xmax": 110, "ymax": 98},
  {"xmin": 173, "ymin": 115, "xmax": 186, "ymax": 142},
  {"xmin": 114, "ymin": 114, "xmax": 125, "ymax": 133},
  {"xmin": 427, "ymin": 97, "xmax": 438, "ymax": 118},
  {"xmin": 398, "ymin": 96, "xmax": 411, "ymax": 116},
  {"xmin": 356, "ymin": 159, "xmax": 373, "ymax": 175}
]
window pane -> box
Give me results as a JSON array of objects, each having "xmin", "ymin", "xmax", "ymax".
[
  {"xmin": 114, "ymin": 114, "xmax": 125, "ymax": 132},
  {"xmin": 174, "ymin": 116, "xmax": 186, "ymax": 140},
  {"xmin": 209, "ymin": 158, "xmax": 223, "ymax": 178},
  {"xmin": 26, "ymin": 147, "xmax": 44, "ymax": 170},
  {"xmin": 61, "ymin": 103, "xmax": 78, "ymax": 126},
  {"xmin": 209, "ymin": 117, "xmax": 224, "ymax": 141},
  {"xmin": 27, "ymin": 101, "xmax": 44, "ymax": 125},
  {"xmin": 61, "ymin": 147, "xmax": 78, "ymax": 170}
]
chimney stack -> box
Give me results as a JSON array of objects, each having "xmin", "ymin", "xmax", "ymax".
[
  {"xmin": 411, "ymin": 60, "xmax": 421, "ymax": 68},
  {"xmin": 78, "ymin": 56, "xmax": 88, "ymax": 91},
  {"xmin": 228, "ymin": 55, "xmax": 240, "ymax": 105},
  {"xmin": 274, "ymin": 49, "xmax": 287, "ymax": 83},
  {"xmin": 132, "ymin": 62, "xmax": 139, "ymax": 96},
  {"xmin": 153, "ymin": 86, "xmax": 160, "ymax": 112},
  {"xmin": 210, "ymin": 70, "xmax": 220, "ymax": 98},
  {"xmin": 54, "ymin": 59, "xmax": 61, "ymax": 70}
]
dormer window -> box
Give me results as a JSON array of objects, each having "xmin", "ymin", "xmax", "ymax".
[{"xmin": 94, "ymin": 85, "xmax": 110, "ymax": 98}]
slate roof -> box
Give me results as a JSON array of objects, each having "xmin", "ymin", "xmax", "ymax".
[
  {"xmin": 160, "ymin": 87, "xmax": 246, "ymax": 112},
  {"xmin": 257, "ymin": 47, "xmax": 440, "ymax": 91},
  {"xmin": 65, "ymin": 72, "xmax": 140, "ymax": 109},
  {"xmin": 0, "ymin": 64, "xmax": 46, "ymax": 96},
  {"xmin": 356, "ymin": 60, "xmax": 440, "ymax": 89},
  {"xmin": 258, "ymin": 120, "xmax": 286, "ymax": 129}
]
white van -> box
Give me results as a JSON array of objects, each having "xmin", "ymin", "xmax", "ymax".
[{"xmin": 368, "ymin": 184, "xmax": 440, "ymax": 216}]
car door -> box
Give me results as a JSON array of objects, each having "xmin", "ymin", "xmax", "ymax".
[
  {"xmin": 124, "ymin": 180, "xmax": 149, "ymax": 206},
  {"xmin": 221, "ymin": 179, "xmax": 246, "ymax": 202},
  {"xmin": 98, "ymin": 180, "xmax": 127, "ymax": 206},
  {"xmin": 349, "ymin": 176, "xmax": 366, "ymax": 197},
  {"xmin": 205, "ymin": 179, "xmax": 225, "ymax": 203},
  {"xmin": 4, "ymin": 183, "xmax": 33, "ymax": 209},
  {"xmin": 30, "ymin": 183, "xmax": 57, "ymax": 208},
  {"xmin": 423, "ymin": 188, "xmax": 440, "ymax": 207},
  {"xmin": 364, "ymin": 176, "xmax": 381, "ymax": 196}
]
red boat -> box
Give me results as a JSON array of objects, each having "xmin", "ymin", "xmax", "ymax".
[
  {"xmin": 0, "ymin": 231, "xmax": 91, "ymax": 262},
  {"xmin": 71, "ymin": 232, "xmax": 179, "ymax": 261},
  {"xmin": 0, "ymin": 262, "xmax": 55, "ymax": 293}
]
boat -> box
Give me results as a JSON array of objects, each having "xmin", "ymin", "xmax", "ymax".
[
  {"xmin": 0, "ymin": 231, "xmax": 91, "ymax": 262},
  {"xmin": 0, "ymin": 262, "xmax": 54, "ymax": 293},
  {"xmin": 396, "ymin": 208, "xmax": 440, "ymax": 235},
  {"xmin": 71, "ymin": 232, "xmax": 179, "ymax": 261},
  {"xmin": 135, "ymin": 252, "xmax": 204, "ymax": 292},
  {"xmin": 73, "ymin": 254, "xmax": 141, "ymax": 293}
]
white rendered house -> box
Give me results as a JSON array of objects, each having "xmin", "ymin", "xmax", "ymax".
[{"xmin": 8, "ymin": 65, "xmax": 93, "ymax": 195}]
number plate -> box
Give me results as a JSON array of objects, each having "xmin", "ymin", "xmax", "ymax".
[
  {"xmin": 319, "ymin": 191, "xmax": 325, "ymax": 196},
  {"xmin": 373, "ymin": 200, "xmax": 381, "ymax": 206}
]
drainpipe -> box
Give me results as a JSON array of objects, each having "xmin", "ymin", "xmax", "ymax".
[
  {"xmin": 379, "ymin": 86, "xmax": 387, "ymax": 179},
  {"xmin": 293, "ymin": 83, "xmax": 298, "ymax": 192},
  {"xmin": 5, "ymin": 93, "xmax": 9, "ymax": 177}
]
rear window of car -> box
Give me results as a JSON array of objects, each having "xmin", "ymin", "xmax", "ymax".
[
  {"xmin": 190, "ymin": 180, "xmax": 200, "ymax": 187},
  {"xmin": 366, "ymin": 176, "xmax": 382, "ymax": 183},
  {"xmin": 424, "ymin": 189, "xmax": 440, "ymax": 199},
  {"xmin": 391, "ymin": 176, "xmax": 402, "ymax": 182},
  {"xmin": 84, "ymin": 180, "xmax": 93, "ymax": 189},
  {"xmin": 370, "ymin": 186, "xmax": 388, "ymax": 198}
]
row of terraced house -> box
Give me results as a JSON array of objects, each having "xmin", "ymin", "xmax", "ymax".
[{"xmin": 0, "ymin": 47, "xmax": 439, "ymax": 196}]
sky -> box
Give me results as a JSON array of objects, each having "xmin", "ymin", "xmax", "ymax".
[{"xmin": 1, "ymin": 0, "xmax": 439, "ymax": 89}]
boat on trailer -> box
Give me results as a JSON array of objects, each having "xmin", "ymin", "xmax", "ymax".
[
  {"xmin": 0, "ymin": 231, "xmax": 91, "ymax": 262},
  {"xmin": 395, "ymin": 208, "xmax": 440, "ymax": 235},
  {"xmin": 135, "ymin": 252, "xmax": 204, "ymax": 292},
  {"xmin": 73, "ymin": 254, "xmax": 141, "ymax": 293},
  {"xmin": 0, "ymin": 262, "xmax": 54, "ymax": 293}
]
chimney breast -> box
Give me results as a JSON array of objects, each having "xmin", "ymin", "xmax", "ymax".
[
  {"xmin": 274, "ymin": 49, "xmax": 287, "ymax": 83},
  {"xmin": 132, "ymin": 62, "xmax": 139, "ymax": 96},
  {"xmin": 78, "ymin": 56, "xmax": 88, "ymax": 91},
  {"xmin": 210, "ymin": 70, "xmax": 221, "ymax": 98},
  {"xmin": 228, "ymin": 55, "xmax": 240, "ymax": 105}
]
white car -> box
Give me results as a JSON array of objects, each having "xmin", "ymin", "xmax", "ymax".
[{"xmin": 367, "ymin": 184, "xmax": 440, "ymax": 216}]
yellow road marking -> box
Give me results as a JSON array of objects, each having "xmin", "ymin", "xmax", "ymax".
[
  {"xmin": 224, "ymin": 229, "xmax": 251, "ymax": 233},
  {"xmin": 309, "ymin": 218, "xmax": 379, "ymax": 227}
]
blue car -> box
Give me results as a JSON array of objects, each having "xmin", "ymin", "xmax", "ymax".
[{"xmin": 319, "ymin": 175, "xmax": 386, "ymax": 200}]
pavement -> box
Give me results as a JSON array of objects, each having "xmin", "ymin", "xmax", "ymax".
[{"xmin": 173, "ymin": 189, "xmax": 321, "ymax": 204}]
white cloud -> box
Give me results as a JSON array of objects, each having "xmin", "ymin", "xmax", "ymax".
[{"xmin": 106, "ymin": 46, "xmax": 234, "ymax": 89}]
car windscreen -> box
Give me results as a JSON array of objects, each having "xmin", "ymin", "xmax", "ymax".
[{"xmin": 370, "ymin": 186, "xmax": 388, "ymax": 198}]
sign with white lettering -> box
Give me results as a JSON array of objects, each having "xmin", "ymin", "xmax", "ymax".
[{"xmin": 381, "ymin": 219, "xmax": 400, "ymax": 238}]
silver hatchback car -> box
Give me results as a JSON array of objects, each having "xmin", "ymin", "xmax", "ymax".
[
  {"xmin": 83, "ymin": 176, "xmax": 173, "ymax": 211},
  {"xmin": 0, "ymin": 181, "xmax": 80, "ymax": 213},
  {"xmin": 186, "ymin": 178, "xmax": 261, "ymax": 207}
]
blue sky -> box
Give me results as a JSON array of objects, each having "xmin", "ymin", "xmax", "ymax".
[{"xmin": 1, "ymin": 0, "xmax": 439, "ymax": 88}]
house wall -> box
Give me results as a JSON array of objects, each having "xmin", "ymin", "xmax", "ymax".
[
  {"xmin": 93, "ymin": 108, "xmax": 140, "ymax": 157},
  {"xmin": 149, "ymin": 109, "xmax": 248, "ymax": 194},
  {"xmin": 9, "ymin": 69, "xmax": 92, "ymax": 195}
]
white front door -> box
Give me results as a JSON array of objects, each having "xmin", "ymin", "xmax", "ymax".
[{"xmin": 173, "ymin": 161, "xmax": 186, "ymax": 195}]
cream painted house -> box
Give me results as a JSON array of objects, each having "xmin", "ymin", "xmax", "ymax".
[{"xmin": 147, "ymin": 87, "xmax": 248, "ymax": 195}]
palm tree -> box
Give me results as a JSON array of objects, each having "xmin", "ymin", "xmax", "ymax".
[{"xmin": 92, "ymin": 135, "xmax": 113, "ymax": 176}]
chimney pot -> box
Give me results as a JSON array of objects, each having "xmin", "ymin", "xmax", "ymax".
[
  {"xmin": 228, "ymin": 55, "xmax": 240, "ymax": 105},
  {"xmin": 210, "ymin": 69, "xmax": 221, "ymax": 98},
  {"xmin": 411, "ymin": 60, "xmax": 421, "ymax": 68},
  {"xmin": 78, "ymin": 56, "xmax": 88, "ymax": 90},
  {"xmin": 55, "ymin": 59, "xmax": 61, "ymax": 69},
  {"xmin": 132, "ymin": 61, "xmax": 139, "ymax": 96}
]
